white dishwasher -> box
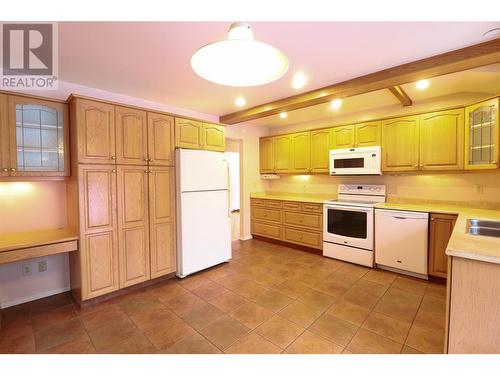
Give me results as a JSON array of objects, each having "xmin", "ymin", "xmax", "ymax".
[{"xmin": 375, "ymin": 209, "xmax": 429, "ymax": 279}]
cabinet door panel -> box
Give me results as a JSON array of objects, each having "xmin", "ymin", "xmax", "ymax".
[
  {"xmin": 310, "ymin": 129, "xmax": 331, "ymax": 173},
  {"xmin": 331, "ymin": 125, "xmax": 355, "ymax": 149},
  {"xmin": 117, "ymin": 166, "xmax": 150, "ymax": 287},
  {"xmin": 148, "ymin": 113, "xmax": 174, "ymax": 166},
  {"xmin": 175, "ymin": 118, "xmax": 203, "ymax": 149},
  {"xmin": 203, "ymin": 123, "xmax": 225, "ymax": 152},
  {"xmin": 83, "ymin": 230, "xmax": 119, "ymax": 299},
  {"xmin": 429, "ymin": 213, "xmax": 457, "ymax": 278},
  {"xmin": 274, "ymin": 135, "xmax": 291, "ymax": 173},
  {"xmin": 149, "ymin": 167, "xmax": 176, "ymax": 278},
  {"xmin": 0, "ymin": 94, "xmax": 9, "ymax": 176},
  {"xmin": 75, "ymin": 99, "xmax": 115, "ymax": 164},
  {"xmin": 291, "ymin": 132, "xmax": 311, "ymax": 173},
  {"xmin": 420, "ymin": 109, "xmax": 464, "ymax": 170},
  {"xmin": 381, "ymin": 116, "xmax": 419, "ymax": 171},
  {"xmin": 356, "ymin": 121, "xmax": 381, "ymax": 147},
  {"xmin": 115, "ymin": 106, "xmax": 148, "ymax": 165},
  {"xmin": 259, "ymin": 137, "xmax": 275, "ymax": 173}
]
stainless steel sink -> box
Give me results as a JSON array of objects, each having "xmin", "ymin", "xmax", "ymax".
[{"xmin": 467, "ymin": 219, "xmax": 500, "ymax": 238}]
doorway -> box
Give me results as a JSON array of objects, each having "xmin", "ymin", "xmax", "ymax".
[{"xmin": 226, "ymin": 138, "xmax": 243, "ymax": 241}]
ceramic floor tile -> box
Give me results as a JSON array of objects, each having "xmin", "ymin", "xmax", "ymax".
[
  {"xmin": 309, "ymin": 314, "xmax": 358, "ymax": 347},
  {"xmin": 118, "ymin": 293, "xmax": 164, "ymax": 316},
  {"xmin": 405, "ymin": 325, "xmax": 445, "ymax": 354},
  {"xmin": 200, "ymin": 315, "xmax": 250, "ymax": 350},
  {"xmin": 192, "ymin": 280, "xmax": 228, "ymax": 301},
  {"xmin": 297, "ymin": 288, "xmax": 336, "ymax": 311},
  {"xmin": 327, "ymin": 300, "xmax": 371, "ymax": 326},
  {"xmin": 163, "ymin": 292, "xmax": 206, "ymax": 317},
  {"xmin": 209, "ymin": 291, "xmax": 247, "ymax": 313},
  {"xmin": 144, "ymin": 319, "xmax": 196, "ymax": 350},
  {"xmin": 392, "ymin": 276, "xmax": 428, "ymax": 296},
  {"xmin": 362, "ymin": 269, "xmax": 398, "ymax": 286},
  {"xmin": 286, "ymin": 330, "xmax": 343, "ymax": 354},
  {"xmin": 162, "ymin": 332, "xmax": 222, "ymax": 354},
  {"xmin": 149, "ymin": 282, "xmax": 188, "ymax": 302},
  {"xmin": 255, "ymin": 315, "xmax": 305, "ymax": 349},
  {"xmin": 346, "ymin": 328, "xmax": 403, "ymax": 354},
  {"xmin": 80, "ymin": 304, "xmax": 128, "ymax": 332},
  {"xmin": 178, "ymin": 274, "xmax": 211, "ymax": 291},
  {"xmin": 234, "ymin": 280, "xmax": 268, "ymax": 301},
  {"xmin": 34, "ymin": 317, "xmax": 87, "ymax": 352},
  {"xmin": 341, "ymin": 279, "xmax": 388, "ymax": 309},
  {"xmin": 374, "ymin": 287, "xmax": 423, "ymax": 323},
  {"xmin": 0, "ymin": 330, "xmax": 35, "ymax": 354},
  {"xmin": 87, "ymin": 317, "xmax": 139, "ymax": 352},
  {"xmin": 253, "ymin": 290, "xmax": 293, "ymax": 313},
  {"xmin": 361, "ymin": 312, "xmax": 412, "ymax": 344},
  {"xmin": 37, "ymin": 335, "xmax": 96, "ymax": 354},
  {"xmin": 129, "ymin": 304, "xmax": 180, "ymax": 332},
  {"xmin": 31, "ymin": 304, "xmax": 77, "ymax": 333},
  {"xmin": 401, "ymin": 345, "xmax": 424, "ymax": 354},
  {"xmin": 229, "ymin": 301, "xmax": 274, "ymax": 330},
  {"xmin": 182, "ymin": 302, "xmax": 225, "ymax": 330},
  {"xmin": 225, "ymin": 332, "xmax": 282, "ymax": 354},
  {"xmin": 29, "ymin": 292, "xmax": 73, "ymax": 315},
  {"xmin": 100, "ymin": 331, "xmax": 156, "ymax": 354},
  {"xmin": 274, "ymin": 280, "xmax": 310, "ymax": 299},
  {"xmin": 278, "ymin": 301, "xmax": 323, "ymax": 328}
]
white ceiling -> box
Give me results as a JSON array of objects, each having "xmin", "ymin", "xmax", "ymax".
[{"xmin": 58, "ymin": 22, "xmax": 500, "ymax": 117}]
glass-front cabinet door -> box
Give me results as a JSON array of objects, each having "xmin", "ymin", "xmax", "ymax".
[
  {"xmin": 7, "ymin": 96, "xmax": 69, "ymax": 177},
  {"xmin": 465, "ymin": 98, "xmax": 499, "ymax": 170}
]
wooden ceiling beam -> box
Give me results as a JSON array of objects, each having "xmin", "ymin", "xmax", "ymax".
[
  {"xmin": 220, "ymin": 38, "xmax": 500, "ymax": 125},
  {"xmin": 388, "ymin": 85, "xmax": 413, "ymax": 106}
]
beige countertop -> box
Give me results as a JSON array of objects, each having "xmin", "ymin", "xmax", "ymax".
[
  {"xmin": 250, "ymin": 192, "xmax": 336, "ymax": 204},
  {"xmin": 0, "ymin": 228, "xmax": 79, "ymax": 253},
  {"xmin": 375, "ymin": 201, "xmax": 500, "ymax": 265}
]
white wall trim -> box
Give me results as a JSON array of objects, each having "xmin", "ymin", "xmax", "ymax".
[
  {"xmin": 239, "ymin": 235, "xmax": 253, "ymax": 241},
  {"xmin": 0, "ymin": 286, "xmax": 71, "ymax": 309}
]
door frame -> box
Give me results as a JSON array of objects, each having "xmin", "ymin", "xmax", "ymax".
[{"xmin": 226, "ymin": 137, "xmax": 244, "ymax": 241}]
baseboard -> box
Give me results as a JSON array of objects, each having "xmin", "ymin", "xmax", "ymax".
[
  {"xmin": 0, "ymin": 286, "xmax": 71, "ymax": 309},
  {"xmin": 239, "ymin": 235, "xmax": 253, "ymax": 241}
]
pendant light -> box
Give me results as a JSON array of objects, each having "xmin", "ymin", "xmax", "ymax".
[{"xmin": 191, "ymin": 22, "xmax": 289, "ymax": 87}]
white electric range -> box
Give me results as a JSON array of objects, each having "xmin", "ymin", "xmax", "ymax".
[{"xmin": 323, "ymin": 184, "xmax": 386, "ymax": 267}]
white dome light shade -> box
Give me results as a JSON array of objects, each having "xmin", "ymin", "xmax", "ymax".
[{"xmin": 191, "ymin": 23, "xmax": 289, "ymax": 87}]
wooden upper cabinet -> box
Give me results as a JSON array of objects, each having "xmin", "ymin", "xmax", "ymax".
[
  {"xmin": 274, "ymin": 135, "xmax": 292, "ymax": 173},
  {"xmin": 147, "ymin": 112, "xmax": 174, "ymax": 166},
  {"xmin": 381, "ymin": 115, "xmax": 420, "ymax": 171},
  {"xmin": 429, "ymin": 213, "xmax": 457, "ymax": 278},
  {"xmin": 202, "ymin": 123, "xmax": 225, "ymax": 152},
  {"xmin": 149, "ymin": 167, "xmax": 176, "ymax": 278},
  {"xmin": 290, "ymin": 132, "xmax": 311, "ymax": 173},
  {"xmin": 116, "ymin": 165, "xmax": 150, "ymax": 288},
  {"xmin": 260, "ymin": 137, "xmax": 275, "ymax": 174},
  {"xmin": 420, "ymin": 108, "xmax": 464, "ymax": 171},
  {"xmin": 175, "ymin": 118, "xmax": 203, "ymax": 149},
  {"xmin": 310, "ymin": 129, "xmax": 332, "ymax": 173},
  {"xmin": 78, "ymin": 164, "xmax": 119, "ymax": 300},
  {"xmin": 355, "ymin": 121, "xmax": 381, "ymax": 147},
  {"xmin": 74, "ymin": 98, "xmax": 116, "ymax": 164},
  {"xmin": 331, "ymin": 125, "xmax": 355, "ymax": 149},
  {"xmin": 464, "ymin": 98, "xmax": 499, "ymax": 170},
  {"xmin": 115, "ymin": 106, "xmax": 148, "ymax": 165},
  {"xmin": 0, "ymin": 94, "xmax": 9, "ymax": 177},
  {"xmin": 7, "ymin": 95, "xmax": 69, "ymax": 177}
]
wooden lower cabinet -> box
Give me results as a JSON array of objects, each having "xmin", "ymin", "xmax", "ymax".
[
  {"xmin": 428, "ymin": 213, "xmax": 457, "ymax": 278},
  {"xmin": 251, "ymin": 198, "xmax": 322, "ymax": 250}
]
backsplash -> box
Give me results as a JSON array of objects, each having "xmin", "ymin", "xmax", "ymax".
[{"xmin": 262, "ymin": 171, "xmax": 500, "ymax": 205}]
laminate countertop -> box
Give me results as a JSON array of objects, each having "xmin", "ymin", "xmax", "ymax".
[
  {"xmin": 0, "ymin": 228, "xmax": 79, "ymax": 253},
  {"xmin": 375, "ymin": 201, "xmax": 500, "ymax": 265},
  {"xmin": 250, "ymin": 192, "xmax": 336, "ymax": 204}
]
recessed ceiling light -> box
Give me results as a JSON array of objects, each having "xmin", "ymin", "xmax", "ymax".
[
  {"xmin": 191, "ymin": 22, "xmax": 289, "ymax": 87},
  {"xmin": 416, "ymin": 80, "xmax": 429, "ymax": 90},
  {"xmin": 235, "ymin": 97, "xmax": 246, "ymax": 107},
  {"xmin": 292, "ymin": 72, "xmax": 307, "ymax": 89},
  {"xmin": 330, "ymin": 99, "xmax": 342, "ymax": 110},
  {"xmin": 279, "ymin": 112, "xmax": 288, "ymax": 119}
]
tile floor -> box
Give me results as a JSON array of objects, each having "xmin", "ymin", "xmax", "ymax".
[{"xmin": 0, "ymin": 239, "xmax": 446, "ymax": 354}]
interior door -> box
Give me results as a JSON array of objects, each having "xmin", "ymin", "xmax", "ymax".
[
  {"xmin": 149, "ymin": 167, "xmax": 176, "ymax": 278},
  {"xmin": 74, "ymin": 99, "xmax": 116, "ymax": 164},
  {"xmin": 115, "ymin": 106, "xmax": 148, "ymax": 165},
  {"xmin": 117, "ymin": 165, "xmax": 150, "ymax": 287},
  {"xmin": 147, "ymin": 112, "xmax": 174, "ymax": 166}
]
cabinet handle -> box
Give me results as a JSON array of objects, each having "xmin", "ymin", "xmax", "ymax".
[
  {"xmin": 2, "ymin": 168, "xmax": 7, "ymax": 172},
  {"xmin": 149, "ymin": 159, "xmax": 154, "ymax": 162},
  {"xmin": 144, "ymin": 158, "xmax": 149, "ymax": 161},
  {"xmin": 10, "ymin": 168, "xmax": 16, "ymax": 172}
]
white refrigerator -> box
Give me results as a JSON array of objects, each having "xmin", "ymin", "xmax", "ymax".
[{"xmin": 176, "ymin": 149, "xmax": 232, "ymax": 278}]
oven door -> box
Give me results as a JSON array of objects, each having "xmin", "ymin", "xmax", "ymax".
[{"xmin": 323, "ymin": 205, "xmax": 374, "ymax": 250}]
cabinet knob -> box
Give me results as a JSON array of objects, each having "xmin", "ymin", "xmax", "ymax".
[
  {"xmin": 149, "ymin": 159, "xmax": 154, "ymax": 162},
  {"xmin": 112, "ymin": 169, "xmax": 116, "ymax": 173},
  {"xmin": 111, "ymin": 156, "xmax": 116, "ymax": 160},
  {"xmin": 2, "ymin": 168, "xmax": 7, "ymax": 172},
  {"xmin": 10, "ymin": 168, "xmax": 16, "ymax": 172}
]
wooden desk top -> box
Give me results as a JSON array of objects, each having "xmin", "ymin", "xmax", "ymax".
[{"xmin": 0, "ymin": 228, "xmax": 79, "ymax": 253}]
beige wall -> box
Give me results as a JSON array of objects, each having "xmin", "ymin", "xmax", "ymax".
[{"xmin": 225, "ymin": 123, "xmax": 270, "ymax": 239}]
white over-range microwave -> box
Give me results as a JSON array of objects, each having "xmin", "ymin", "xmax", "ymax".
[{"xmin": 329, "ymin": 146, "xmax": 382, "ymax": 175}]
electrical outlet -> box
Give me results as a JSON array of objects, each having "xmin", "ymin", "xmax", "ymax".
[
  {"xmin": 38, "ymin": 260, "xmax": 47, "ymax": 272},
  {"xmin": 22, "ymin": 263, "xmax": 32, "ymax": 276}
]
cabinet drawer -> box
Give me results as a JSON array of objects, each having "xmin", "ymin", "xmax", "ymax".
[
  {"xmin": 251, "ymin": 198, "xmax": 266, "ymax": 207},
  {"xmin": 284, "ymin": 227, "xmax": 322, "ymax": 249},
  {"xmin": 284, "ymin": 211, "xmax": 322, "ymax": 230},
  {"xmin": 252, "ymin": 207, "xmax": 281, "ymax": 223},
  {"xmin": 302, "ymin": 203, "xmax": 322, "ymax": 213},
  {"xmin": 283, "ymin": 201, "xmax": 301, "ymax": 211},
  {"xmin": 252, "ymin": 222, "xmax": 281, "ymax": 240},
  {"xmin": 265, "ymin": 200, "xmax": 283, "ymax": 209}
]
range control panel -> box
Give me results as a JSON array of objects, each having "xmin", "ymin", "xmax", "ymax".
[{"xmin": 337, "ymin": 184, "xmax": 386, "ymax": 196}]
